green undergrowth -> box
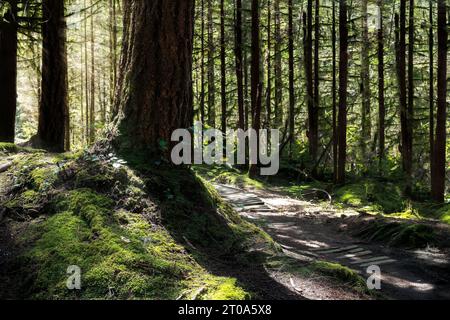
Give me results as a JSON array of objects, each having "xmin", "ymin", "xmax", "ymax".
[{"xmin": 0, "ymin": 150, "xmax": 273, "ymax": 300}]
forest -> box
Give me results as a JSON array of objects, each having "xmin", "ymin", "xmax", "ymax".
[{"xmin": 0, "ymin": 0, "xmax": 449, "ymax": 303}]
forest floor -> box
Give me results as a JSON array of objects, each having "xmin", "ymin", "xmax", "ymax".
[
  {"xmin": 0, "ymin": 145, "xmax": 377, "ymax": 300},
  {"xmin": 211, "ymin": 182, "xmax": 450, "ymax": 300}
]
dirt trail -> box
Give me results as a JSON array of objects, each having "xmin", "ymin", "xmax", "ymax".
[{"xmin": 214, "ymin": 184, "xmax": 450, "ymax": 300}]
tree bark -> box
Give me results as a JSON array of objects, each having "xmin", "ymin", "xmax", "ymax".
[
  {"xmin": 274, "ymin": 0, "xmax": 282, "ymax": 128},
  {"xmin": 311, "ymin": 0, "xmax": 319, "ymax": 169},
  {"xmin": 113, "ymin": 0, "xmax": 194, "ymax": 155},
  {"xmin": 220, "ymin": 0, "xmax": 227, "ymax": 136},
  {"xmin": 288, "ymin": 0, "xmax": 295, "ymax": 157},
  {"xmin": 235, "ymin": 0, "xmax": 245, "ymax": 130},
  {"xmin": 398, "ymin": 0, "xmax": 412, "ymax": 193},
  {"xmin": 378, "ymin": 0, "xmax": 385, "ymax": 168},
  {"xmin": 332, "ymin": 0, "xmax": 337, "ymax": 182},
  {"xmin": 207, "ymin": 0, "xmax": 216, "ymax": 128},
  {"xmin": 0, "ymin": 1, "xmax": 17, "ymax": 143},
  {"xmin": 304, "ymin": 2, "xmax": 314, "ymax": 162},
  {"xmin": 337, "ymin": 0, "xmax": 348, "ymax": 184},
  {"xmin": 431, "ymin": 0, "xmax": 448, "ymax": 202},
  {"xmin": 360, "ymin": 0, "xmax": 371, "ymax": 162},
  {"xmin": 249, "ymin": 0, "xmax": 262, "ymax": 177},
  {"xmin": 37, "ymin": 0, "xmax": 68, "ymax": 152}
]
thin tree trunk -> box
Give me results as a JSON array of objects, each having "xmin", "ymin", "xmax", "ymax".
[
  {"xmin": 220, "ymin": 0, "xmax": 227, "ymax": 136},
  {"xmin": 249, "ymin": 0, "xmax": 262, "ymax": 177},
  {"xmin": 89, "ymin": 1, "xmax": 96, "ymax": 145},
  {"xmin": 304, "ymin": 1, "xmax": 314, "ymax": 161},
  {"xmin": 361, "ymin": 0, "xmax": 371, "ymax": 162},
  {"xmin": 332, "ymin": 0, "xmax": 338, "ymax": 182},
  {"xmin": 288, "ymin": 0, "xmax": 295, "ymax": 157},
  {"xmin": 429, "ymin": 1, "xmax": 434, "ymax": 177},
  {"xmin": 337, "ymin": 0, "xmax": 348, "ymax": 184},
  {"xmin": 311, "ymin": 0, "xmax": 320, "ymax": 170},
  {"xmin": 0, "ymin": 1, "xmax": 17, "ymax": 143},
  {"xmin": 235, "ymin": 0, "xmax": 245, "ymax": 130},
  {"xmin": 274, "ymin": 0, "xmax": 282, "ymax": 128},
  {"xmin": 84, "ymin": 0, "xmax": 89, "ymax": 144},
  {"xmin": 113, "ymin": 0, "xmax": 194, "ymax": 154},
  {"xmin": 398, "ymin": 0, "xmax": 412, "ymax": 193},
  {"xmin": 431, "ymin": 0, "xmax": 448, "ymax": 202},
  {"xmin": 37, "ymin": 0, "xmax": 68, "ymax": 152},
  {"xmin": 378, "ymin": 0, "xmax": 385, "ymax": 168},
  {"xmin": 200, "ymin": 0, "xmax": 206, "ymax": 124},
  {"xmin": 266, "ymin": 0, "xmax": 272, "ymax": 129},
  {"xmin": 406, "ymin": 0, "xmax": 415, "ymax": 185},
  {"xmin": 207, "ymin": 0, "xmax": 216, "ymax": 128}
]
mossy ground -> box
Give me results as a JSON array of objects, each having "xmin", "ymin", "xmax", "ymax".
[{"xmin": 0, "ymin": 150, "xmax": 264, "ymax": 300}]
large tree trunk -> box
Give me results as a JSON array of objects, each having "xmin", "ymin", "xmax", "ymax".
[
  {"xmin": 235, "ymin": 0, "xmax": 245, "ymax": 130},
  {"xmin": 337, "ymin": 0, "xmax": 348, "ymax": 184},
  {"xmin": 113, "ymin": 0, "xmax": 194, "ymax": 154},
  {"xmin": 431, "ymin": 0, "xmax": 448, "ymax": 202},
  {"xmin": 37, "ymin": 0, "xmax": 68, "ymax": 152},
  {"xmin": 0, "ymin": 1, "xmax": 17, "ymax": 143}
]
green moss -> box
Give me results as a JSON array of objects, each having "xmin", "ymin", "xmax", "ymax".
[
  {"xmin": 436, "ymin": 204, "xmax": 450, "ymax": 225},
  {"xmin": 0, "ymin": 142, "xmax": 18, "ymax": 153},
  {"xmin": 14, "ymin": 187, "xmax": 250, "ymax": 300},
  {"xmin": 204, "ymin": 278, "xmax": 250, "ymax": 300},
  {"xmin": 312, "ymin": 261, "xmax": 367, "ymax": 293},
  {"xmin": 334, "ymin": 180, "xmax": 404, "ymax": 214}
]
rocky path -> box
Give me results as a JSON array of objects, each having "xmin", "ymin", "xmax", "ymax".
[{"xmin": 214, "ymin": 184, "xmax": 450, "ymax": 300}]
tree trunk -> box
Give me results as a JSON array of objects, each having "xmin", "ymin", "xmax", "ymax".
[
  {"xmin": 37, "ymin": 0, "xmax": 68, "ymax": 152},
  {"xmin": 311, "ymin": 0, "xmax": 319, "ymax": 169},
  {"xmin": 431, "ymin": 0, "xmax": 448, "ymax": 202},
  {"xmin": 337, "ymin": 0, "xmax": 348, "ymax": 184},
  {"xmin": 200, "ymin": 0, "xmax": 206, "ymax": 124},
  {"xmin": 360, "ymin": 0, "xmax": 371, "ymax": 162},
  {"xmin": 207, "ymin": 0, "xmax": 216, "ymax": 128},
  {"xmin": 249, "ymin": 0, "xmax": 261, "ymax": 177},
  {"xmin": 429, "ymin": 1, "xmax": 434, "ymax": 169},
  {"xmin": 235, "ymin": 0, "xmax": 245, "ymax": 130},
  {"xmin": 332, "ymin": 0, "xmax": 337, "ymax": 182},
  {"xmin": 89, "ymin": 1, "xmax": 96, "ymax": 145},
  {"xmin": 378, "ymin": 0, "xmax": 385, "ymax": 168},
  {"xmin": 406, "ymin": 0, "xmax": 415, "ymax": 185},
  {"xmin": 288, "ymin": 0, "xmax": 295, "ymax": 157},
  {"xmin": 304, "ymin": 2, "xmax": 314, "ymax": 162},
  {"xmin": 274, "ymin": 0, "xmax": 282, "ymax": 128},
  {"xmin": 265, "ymin": 0, "xmax": 272, "ymax": 129},
  {"xmin": 113, "ymin": 0, "xmax": 194, "ymax": 154},
  {"xmin": 0, "ymin": 1, "xmax": 17, "ymax": 143},
  {"xmin": 220, "ymin": 0, "xmax": 227, "ymax": 136},
  {"xmin": 398, "ymin": 0, "xmax": 412, "ymax": 193}
]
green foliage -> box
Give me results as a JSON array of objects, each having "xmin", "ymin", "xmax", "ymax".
[
  {"xmin": 312, "ymin": 261, "xmax": 368, "ymax": 294},
  {"xmin": 334, "ymin": 179, "xmax": 405, "ymax": 214}
]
